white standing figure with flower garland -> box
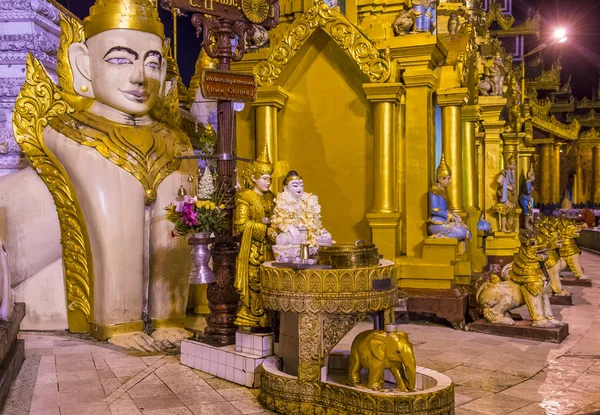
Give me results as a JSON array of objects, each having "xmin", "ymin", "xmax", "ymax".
[{"xmin": 270, "ymin": 171, "xmax": 333, "ymax": 262}]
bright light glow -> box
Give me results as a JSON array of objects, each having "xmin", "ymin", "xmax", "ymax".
[{"xmin": 553, "ymin": 28, "xmax": 567, "ymax": 42}]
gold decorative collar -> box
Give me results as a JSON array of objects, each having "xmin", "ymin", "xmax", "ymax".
[{"xmin": 49, "ymin": 110, "xmax": 190, "ymax": 204}]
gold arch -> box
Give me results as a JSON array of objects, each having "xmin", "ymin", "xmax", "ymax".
[{"xmin": 254, "ymin": 0, "xmax": 391, "ymax": 87}]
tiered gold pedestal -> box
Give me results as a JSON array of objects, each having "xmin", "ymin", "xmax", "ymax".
[{"xmin": 258, "ymin": 261, "xmax": 455, "ymax": 415}]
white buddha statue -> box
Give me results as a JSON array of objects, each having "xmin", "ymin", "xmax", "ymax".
[
  {"xmin": 0, "ymin": 0, "xmax": 195, "ymax": 350},
  {"xmin": 270, "ymin": 170, "xmax": 332, "ymax": 262}
]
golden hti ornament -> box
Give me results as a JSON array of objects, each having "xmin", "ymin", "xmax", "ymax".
[
  {"xmin": 84, "ymin": 0, "xmax": 164, "ymax": 40},
  {"xmin": 436, "ymin": 153, "xmax": 452, "ymax": 181}
]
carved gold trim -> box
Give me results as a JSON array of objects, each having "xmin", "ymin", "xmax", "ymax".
[
  {"xmin": 90, "ymin": 321, "xmax": 144, "ymax": 340},
  {"xmin": 254, "ymin": 0, "xmax": 391, "ymax": 87},
  {"xmin": 259, "ymin": 358, "xmax": 455, "ymax": 415},
  {"xmin": 260, "ymin": 263, "xmax": 397, "ymax": 314},
  {"xmin": 57, "ymin": 14, "xmax": 93, "ymax": 112},
  {"xmin": 13, "ymin": 54, "xmax": 93, "ymax": 333},
  {"xmin": 151, "ymin": 317, "xmax": 187, "ymax": 329},
  {"xmin": 532, "ymin": 114, "xmax": 580, "ymax": 141}
]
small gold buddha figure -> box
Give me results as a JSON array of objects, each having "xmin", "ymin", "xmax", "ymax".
[
  {"xmin": 233, "ymin": 146, "xmax": 276, "ymax": 330},
  {"xmin": 2, "ymin": 0, "xmax": 196, "ymax": 351}
]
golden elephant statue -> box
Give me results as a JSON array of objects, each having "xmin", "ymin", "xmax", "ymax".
[{"xmin": 347, "ymin": 325, "xmax": 416, "ymax": 391}]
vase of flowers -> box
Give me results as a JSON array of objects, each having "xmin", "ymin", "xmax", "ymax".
[{"xmin": 165, "ymin": 170, "xmax": 227, "ymax": 284}]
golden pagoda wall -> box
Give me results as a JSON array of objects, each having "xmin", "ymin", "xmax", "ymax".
[{"xmin": 236, "ymin": 31, "xmax": 374, "ymax": 243}]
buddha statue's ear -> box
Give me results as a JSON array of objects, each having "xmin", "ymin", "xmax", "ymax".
[{"xmin": 68, "ymin": 42, "xmax": 95, "ymax": 99}]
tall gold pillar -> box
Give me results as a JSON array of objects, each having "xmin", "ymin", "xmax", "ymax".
[
  {"xmin": 593, "ymin": 145, "xmax": 600, "ymax": 204},
  {"xmin": 575, "ymin": 152, "xmax": 584, "ymax": 204},
  {"xmin": 438, "ymin": 88, "xmax": 469, "ymax": 215},
  {"xmin": 397, "ymin": 95, "xmax": 407, "ymax": 254},
  {"xmin": 403, "ymin": 69, "xmax": 437, "ymax": 257},
  {"xmin": 364, "ymin": 84, "xmax": 404, "ymax": 259},
  {"xmin": 518, "ymin": 146, "xmax": 535, "ymax": 202},
  {"xmin": 252, "ymin": 86, "xmax": 289, "ymax": 191},
  {"xmin": 476, "ymin": 132, "xmax": 485, "ymax": 213},
  {"xmin": 479, "ymin": 96, "xmax": 507, "ymax": 233},
  {"xmin": 539, "ymin": 143, "xmax": 553, "ymax": 205},
  {"xmin": 551, "ymin": 142, "xmax": 561, "ymax": 204},
  {"xmin": 462, "ymin": 105, "xmax": 481, "ymax": 210}
]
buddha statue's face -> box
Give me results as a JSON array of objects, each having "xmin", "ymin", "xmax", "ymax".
[
  {"xmin": 439, "ymin": 175, "xmax": 452, "ymax": 188},
  {"xmin": 71, "ymin": 29, "xmax": 166, "ymax": 117},
  {"xmin": 252, "ymin": 174, "xmax": 272, "ymax": 194},
  {"xmin": 285, "ymin": 179, "xmax": 304, "ymax": 199}
]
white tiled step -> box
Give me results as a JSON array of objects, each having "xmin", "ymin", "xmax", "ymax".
[
  {"xmin": 235, "ymin": 331, "xmax": 274, "ymax": 357},
  {"xmin": 180, "ymin": 339, "xmax": 268, "ymax": 388}
]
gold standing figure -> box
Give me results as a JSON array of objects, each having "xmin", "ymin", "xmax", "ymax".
[{"xmin": 234, "ymin": 145, "xmax": 276, "ymax": 330}]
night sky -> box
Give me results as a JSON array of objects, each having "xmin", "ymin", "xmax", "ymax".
[{"xmin": 56, "ymin": 0, "xmax": 600, "ymax": 98}]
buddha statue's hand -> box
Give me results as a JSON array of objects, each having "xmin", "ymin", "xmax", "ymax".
[
  {"xmin": 108, "ymin": 331, "xmax": 163, "ymax": 353},
  {"xmin": 261, "ymin": 217, "xmax": 270, "ymax": 225}
]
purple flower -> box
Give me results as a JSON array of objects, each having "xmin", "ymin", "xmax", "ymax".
[{"xmin": 181, "ymin": 203, "xmax": 198, "ymax": 227}]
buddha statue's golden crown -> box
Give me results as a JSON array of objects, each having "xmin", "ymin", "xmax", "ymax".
[
  {"xmin": 84, "ymin": 0, "xmax": 164, "ymax": 40},
  {"xmin": 436, "ymin": 153, "xmax": 451, "ymax": 180}
]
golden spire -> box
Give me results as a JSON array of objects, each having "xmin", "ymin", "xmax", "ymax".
[
  {"xmin": 436, "ymin": 153, "xmax": 452, "ymax": 181},
  {"xmin": 84, "ymin": 0, "xmax": 164, "ymax": 40}
]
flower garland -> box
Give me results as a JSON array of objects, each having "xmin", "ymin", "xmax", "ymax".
[{"xmin": 270, "ymin": 191, "xmax": 325, "ymax": 246}]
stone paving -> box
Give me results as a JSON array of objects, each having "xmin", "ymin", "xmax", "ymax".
[{"xmin": 2, "ymin": 251, "xmax": 600, "ymax": 415}]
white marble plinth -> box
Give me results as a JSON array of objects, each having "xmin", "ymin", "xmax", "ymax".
[
  {"xmin": 235, "ymin": 330, "xmax": 274, "ymax": 357},
  {"xmin": 180, "ymin": 333, "xmax": 275, "ymax": 388}
]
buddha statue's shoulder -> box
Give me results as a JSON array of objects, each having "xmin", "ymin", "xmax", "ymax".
[
  {"xmin": 237, "ymin": 189, "xmax": 274, "ymax": 204},
  {"xmin": 430, "ymin": 184, "xmax": 447, "ymax": 198}
]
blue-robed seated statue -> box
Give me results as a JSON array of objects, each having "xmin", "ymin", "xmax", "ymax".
[
  {"xmin": 519, "ymin": 167, "xmax": 535, "ymax": 229},
  {"xmin": 427, "ymin": 154, "xmax": 471, "ymax": 241}
]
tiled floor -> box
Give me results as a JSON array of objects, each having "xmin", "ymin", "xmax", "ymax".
[{"xmin": 3, "ymin": 251, "xmax": 600, "ymax": 415}]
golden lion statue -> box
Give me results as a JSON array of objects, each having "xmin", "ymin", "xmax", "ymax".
[{"xmin": 476, "ymin": 229, "xmax": 563, "ymax": 328}]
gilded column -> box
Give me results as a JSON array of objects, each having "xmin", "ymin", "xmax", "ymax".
[
  {"xmin": 437, "ymin": 88, "xmax": 469, "ymax": 215},
  {"xmin": 387, "ymin": 37, "xmax": 445, "ymax": 258},
  {"xmin": 575, "ymin": 152, "xmax": 584, "ymax": 204},
  {"xmin": 403, "ymin": 69, "xmax": 438, "ymax": 257},
  {"xmin": 476, "ymin": 131, "xmax": 485, "ymax": 213},
  {"xmin": 479, "ymin": 96, "xmax": 507, "ymax": 233},
  {"xmin": 252, "ymin": 86, "xmax": 289, "ymax": 192},
  {"xmin": 364, "ymin": 83, "xmax": 404, "ymax": 259},
  {"xmin": 539, "ymin": 143, "xmax": 552, "ymax": 205},
  {"xmin": 593, "ymin": 145, "xmax": 600, "ymax": 204},
  {"xmin": 462, "ymin": 105, "xmax": 481, "ymax": 210},
  {"xmin": 551, "ymin": 142, "xmax": 561, "ymax": 204}
]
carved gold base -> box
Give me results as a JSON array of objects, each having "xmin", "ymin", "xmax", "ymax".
[
  {"xmin": 396, "ymin": 239, "xmax": 472, "ymax": 289},
  {"xmin": 151, "ymin": 317, "xmax": 186, "ymax": 329},
  {"xmin": 259, "ymin": 358, "xmax": 455, "ymax": 415},
  {"xmin": 466, "ymin": 209, "xmax": 487, "ymax": 273},
  {"xmin": 190, "ymin": 284, "xmax": 210, "ymax": 315},
  {"xmin": 485, "ymin": 231, "xmax": 520, "ymax": 257},
  {"xmin": 90, "ymin": 321, "xmax": 143, "ymax": 341}
]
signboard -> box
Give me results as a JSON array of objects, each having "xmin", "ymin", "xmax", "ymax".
[
  {"xmin": 201, "ymin": 70, "xmax": 257, "ymax": 101},
  {"xmin": 162, "ymin": 0, "xmax": 280, "ymax": 28}
]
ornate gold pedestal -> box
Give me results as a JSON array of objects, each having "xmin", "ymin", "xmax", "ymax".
[
  {"xmin": 397, "ymin": 239, "xmax": 471, "ymax": 289},
  {"xmin": 259, "ymin": 261, "xmax": 454, "ymax": 414},
  {"xmin": 485, "ymin": 231, "xmax": 520, "ymax": 257}
]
